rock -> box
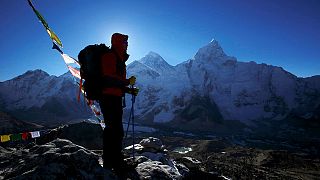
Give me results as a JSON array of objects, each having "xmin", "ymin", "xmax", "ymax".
[
  {"xmin": 123, "ymin": 143, "xmax": 145, "ymax": 155},
  {"xmin": 178, "ymin": 157, "xmax": 202, "ymax": 170},
  {"xmin": 174, "ymin": 158, "xmax": 223, "ymax": 180},
  {"xmin": 1, "ymin": 136, "xmax": 227, "ymax": 179},
  {"xmin": 140, "ymin": 152, "xmax": 169, "ymax": 165},
  {"xmin": 35, "ymin": 127, "xmax": 64, "ymax": 145},
  {"xmin": 0, "ymin": 138, "xmax": 115, "ymax": 180},
  {"xmin": 136, "ymin": 161, "xmax": 182, "ymax": 180},
  {"xmin": 125, "ymin": 155, "xmax": 151, "ymax": 165},
  {"xmin": 174, "ymin": 162, "xmax": 190, "ymax": 177},
  {"xmin": 0, "ymin": 145, "xmax": 9, "ymax": 154},
  {"xmin": 139, "ymin": 137, "xmax": 164, "ymax": 152}
]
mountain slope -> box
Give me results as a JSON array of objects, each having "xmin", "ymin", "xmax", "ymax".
[
  {"xmin": 127, "ymin": 40, "xmax": 320, "ymax": 129},
  {"xmin": 0, "ymin": 70, "xmax": 91, "ymax": 126},
  {"xmin": 0, "ymin": 111, "xmax": 42, "ymax": 134}
]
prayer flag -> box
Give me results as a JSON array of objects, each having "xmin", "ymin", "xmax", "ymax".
[
  {"xmin": 67, "ymin": 65, "xmax": 81, "ymax": 79},
  {"xmin": 30, "ymin": 131, "xmax": 40, "ymax": 138},
  {"xmin": 52, "ymin": 42, "xmax": 63, "ymax": 54},
  {"xmin": 1, "ymin": 135, "xmax": 10, "ymax": 142},
  {"xmin": 47, "ymin": 29, "xmax": 63, "ymax": 47},
  {"xmin": 10, "ymin": 134, "xmax": 22, "ymax": 141},
  {"xmin": 62, "ymin": 54, "xmax": 77, "ymax": 64},
  {"xmin": 28, "ymin": 0, "xmax": 63, "ymax": 47},
  {"xmin": 21, "ymin": 132, "xmax": 30, "ymax": 140}
]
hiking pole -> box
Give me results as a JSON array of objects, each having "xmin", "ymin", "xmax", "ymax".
[
  {"xmin": 131, "ymin": 85, "xmax": 136, "ymax": 159},
  {"xmin": 124, "ymin": 86, "xmax": 136, "ymax": 159},
  {"xmin": 125, "ymin": 105, "xmax": 133, "ymax": 138}
]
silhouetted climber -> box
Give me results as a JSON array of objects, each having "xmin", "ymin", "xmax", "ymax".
[{"xmin": 99, "ymin": 33, "xmax": 138, "ymax": 173}]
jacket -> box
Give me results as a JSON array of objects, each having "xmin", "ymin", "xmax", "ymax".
[{"xmin": 101, "ymin": 49, "xmax": 129, "ymax": 96}]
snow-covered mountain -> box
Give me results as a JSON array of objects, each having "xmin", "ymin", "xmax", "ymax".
[
  {"xmin": 127, "ymin": 40, "xmax": 320, "ymax": 129},
  {"xmin": 139, "ymin": 51, "xmax": 175, "ymax": 75},
  {"xmin": 0, "ymin": 70, "xmax": 90, "ymax": 126},
  {"xmin": 0, "ymin": 40, "xmax": 319, "ymax": 130}
]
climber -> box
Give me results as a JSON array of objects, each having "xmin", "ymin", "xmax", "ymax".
[{"xmin": 98, "ymin": 33, "xmax": 138, "ymax": 173}]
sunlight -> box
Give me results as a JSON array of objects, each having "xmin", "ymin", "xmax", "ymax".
[{"xmin": 96, "ymin": 22, "xmax": 141, "ymax": 63}]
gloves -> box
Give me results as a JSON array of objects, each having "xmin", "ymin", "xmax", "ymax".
[
  {"xmin": 126, "ymin": 87, "xmax": 139, "ymax": 96},
  {"xmin": 128, "ymin": 76, "xmax": 136, "ymax": 85}
]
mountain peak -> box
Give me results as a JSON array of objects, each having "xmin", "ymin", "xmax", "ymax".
[
  {"xmin": 26, "ymin": 69, "xmax": 49, "ymax": 76},
  {"xmin": 208, "ymin": 39, "xmax": 221, "ymax": 47},
  {"xmin": 14, "ymin": 69, "xmax": 49, "ymax": 81},
  {"xmin": 139, "ymin": 51, "xmax": 173, "ymax": 74},
  {"xmin": 147, "ymin": 51, "xmax": 162, "ymax": 58},
  {"xmin": 140, "ymin": 51, "xmax": 166, "ymax": 64},
  {"xmin": 194, "ymin": 39, "xmax": 227, "ymax": 62}
]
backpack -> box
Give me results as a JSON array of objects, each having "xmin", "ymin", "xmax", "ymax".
[{"xmin": 78, "ymin": 44, "xmax": 110, "ymax": 100}]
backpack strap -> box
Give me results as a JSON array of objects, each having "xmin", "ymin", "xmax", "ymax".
[{"xmin": 110, "ymin": 48, "xmax": 127, "ymax": 76}]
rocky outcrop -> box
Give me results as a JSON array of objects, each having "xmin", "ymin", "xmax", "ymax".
[
  {"xmin": 123, "ymin": 137, "xmax": 222, "ymax": 179},
  {"xmin": 0, "ymin": 137, "xmax": 221, "ymax": 180},
  {"xmin": 0, "ymin": 139, "xmax": 115, "ymax": 180}
]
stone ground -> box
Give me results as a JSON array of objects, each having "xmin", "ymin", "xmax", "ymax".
[
  {"xmin": 159, "ymin": 136, "xmax": 320, "ymax": 180},
  {"xmin": 2, "ymin": 122, "xmax": 319, "ymax": 179}
]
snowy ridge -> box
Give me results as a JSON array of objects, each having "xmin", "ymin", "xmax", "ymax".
[
  {"xmin": 0, "ymin": 70, "xmax": 90, "ymax": 125},
  {"xmin": 127, "ymin": 40, "xmax": 320, "ymax": 124},
  {"xmin": 0, "ymin": 69, "xmax": 56, "ymax": 109}
]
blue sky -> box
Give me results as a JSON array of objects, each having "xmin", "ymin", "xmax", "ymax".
[{"xmin": 0, "ymin": 0, "xmax": 319, "ymax": 81}]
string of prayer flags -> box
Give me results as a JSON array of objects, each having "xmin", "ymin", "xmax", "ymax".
[
  {"xmin": 0, "ymin": 130, "xmax": 43, "ymax": 143},
  {"xmin": 27, "ymin": 0, "xmax": 105, "ymax": 129}
]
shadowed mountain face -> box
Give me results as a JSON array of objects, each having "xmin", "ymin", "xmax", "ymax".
[
  {"xmin": 0, "ymin": 41, "xmax": 319, "ymax": 132},
  {"xmin": 0, "ymin": 111, "xmax": 42, "ymax": 134}
]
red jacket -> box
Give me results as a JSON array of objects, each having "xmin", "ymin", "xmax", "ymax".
[{"xmin": 101, "ymin": 50, "xmax": 129, "ymax": 96}]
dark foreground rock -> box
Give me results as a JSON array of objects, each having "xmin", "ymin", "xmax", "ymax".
[
  {"xmin": 3, "ymin": 123, "xmax": 318, "ymax": 179},
  {"xmin": 0, "ymin": 139, "xmax": 115, "ymax": 180},
  {"xmin": 0, "ymin": 137, "xmax": 222, "ymax": 180},
  {"xmin": 163, "ymin": 136, "xmax": 320, "ymax": 180}
]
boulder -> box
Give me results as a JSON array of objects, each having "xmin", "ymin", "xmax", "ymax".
[
  {"xmin": 136, "ymin": 161, "xmax": 182, "ymax": 180},
  {"xmin": 140, "ymin": 152, "xmax": 169, "ymax": 165},
  {"xmin": 139, "ymin": 137, "xmax": 164, "ymax": 152},
  {"xmin": 178, "ymin": 157, "xmax": 202, "ymax": 170},
  {"xmin": 0, "ymin": 139, "xmax": 115, "ymax": 180},
  {"xmin": 123, "ymin": 143, "xmax": 145, "ymax": 155}
]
